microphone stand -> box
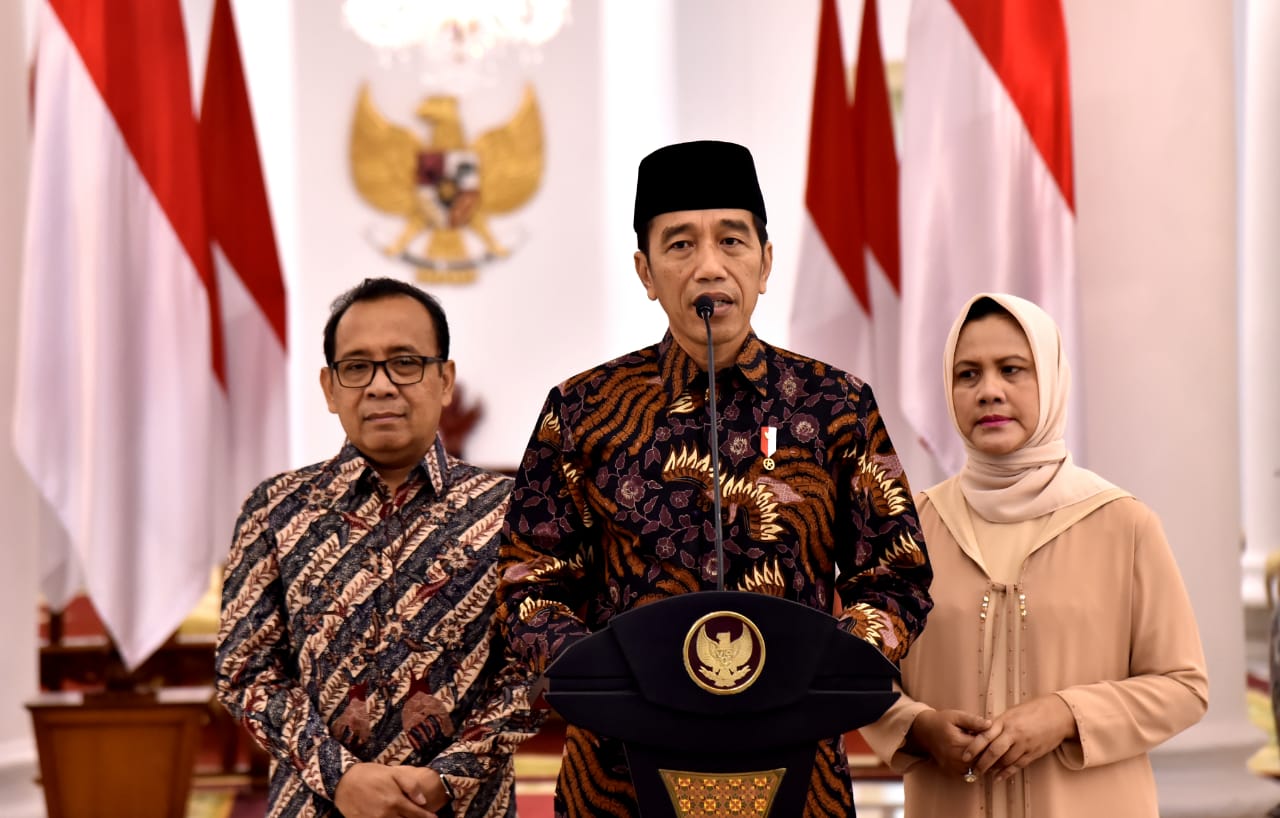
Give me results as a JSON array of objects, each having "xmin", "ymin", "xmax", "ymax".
[{"xmin": 696, "ymin": 300, "xmax": 726, "ymax": 592}]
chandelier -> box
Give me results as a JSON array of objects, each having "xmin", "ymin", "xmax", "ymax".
[{"xmin": 342, "ymin": 0, "xmax": 571, "ymax": 77}]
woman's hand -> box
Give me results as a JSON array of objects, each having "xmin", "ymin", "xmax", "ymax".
[
  {"xmin": 908, "ymin": 709, "xmax": 993, "ymax": 775},
  {"xmin": 965, "ymin": 694, "xmax": 1078, "ymax": 782}
]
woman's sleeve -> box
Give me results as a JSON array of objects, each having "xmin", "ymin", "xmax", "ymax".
[
  {"xmin": 858, "ymin": 679, "xmax": 934, "ymax": 773},
  {"xmin": 1054, "ymin": 504, "xmax": 1209, "ymax": 769}
]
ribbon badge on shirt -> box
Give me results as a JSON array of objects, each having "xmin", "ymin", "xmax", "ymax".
[{"xmin": 760, "ymin": 426, "xmax": 777, "ymax": 471}]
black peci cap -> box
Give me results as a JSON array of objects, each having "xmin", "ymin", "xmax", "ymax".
[{"xmin": 632, "ymin": 140, "xmax": 767, "ymax": 234}]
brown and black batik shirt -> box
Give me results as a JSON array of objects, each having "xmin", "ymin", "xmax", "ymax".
[
  {"xmin": 217, "ymin": 437, "xmax": 542, "ymax": 818},
  {"xmin": 497, "ymin": 331, "xmax": 932, "ymax": 817}
]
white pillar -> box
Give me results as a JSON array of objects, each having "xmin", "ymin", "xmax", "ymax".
[
  {"xmin": 0, "ymin": 0, "xmax": 45, "ymax": 813},
  {"xmin": 1238, "ymin": 0, "xmax": 1280, "ymax": 607},
  {"xmin": 1067, "ymin": 0, "xmax": 1277, "ymax": 814},
  {"xmin": 600, "ymin": 0, "xmax": 679, "ymax": 354}
]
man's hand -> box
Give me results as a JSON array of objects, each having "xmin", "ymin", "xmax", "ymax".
[
  {"xmin": 908, "ymin": 709, "xmax": 992, "ymax": 775},
  {"xmin": 965, "ymin": 694, "xmax": 1077, "ymax": 782},
  {"xmin": 333, "ymin": 762, "xmax": 445, "ymax": 818}
]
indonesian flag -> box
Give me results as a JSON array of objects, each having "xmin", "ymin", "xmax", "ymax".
[
  {"xmin": 899, "ymin": 0, "xmax": 1083, "ymax": 475},
  {"xmin": 791, "ymin": 0, "xmax": 937, "ymax": 486},
  {"xmin": 201, "ymin": 0, "xmax": 289, "ymax": 543},
  {"xmin": 14, "ymin": 0, "xmax": 288, "ymax": 670},
  {"xmin": 16, "ymin": 0, "xmax": 221, "ymax": 669}
]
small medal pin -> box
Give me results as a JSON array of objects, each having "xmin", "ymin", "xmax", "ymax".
[{"xmin": 760, "ymin": 426, "xmax": 777, "ymax": 471}]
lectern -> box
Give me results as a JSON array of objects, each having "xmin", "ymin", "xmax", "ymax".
[{"xmin": 541, "ymin": 590, "xmax": 899, "ymax": 818}]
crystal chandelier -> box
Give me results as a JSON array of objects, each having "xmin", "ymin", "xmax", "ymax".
[{"xmin": 342, "ymin": 0, "xmax": 571, "ymax": 76}]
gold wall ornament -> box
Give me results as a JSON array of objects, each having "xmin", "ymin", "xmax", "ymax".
[
  {"xmin": 683, "ymin": 611, "xmax": 766, "ymax": 695},
  {"xmin": 349, "ymin": 83, "xmax": 544, "ymax": 283},
  {"xmin": 658, "ymin": 768, "xmax": 786, "ymax": 818}
]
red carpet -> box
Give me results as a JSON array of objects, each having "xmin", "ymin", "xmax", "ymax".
[{"xmin": 515, "ymin": 789, "xmax": 554, "ymax": 818}]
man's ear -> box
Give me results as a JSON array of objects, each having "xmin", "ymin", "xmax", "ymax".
[
  {"xmin": 758, "ymin": 240, "xmax": 773, "ymax": 294},
  {"xmin": 439, "ymin": 360, "xmax": 456, "ymax": 407},
  {"xmin": 320, "ymin": 366, "xmax": 339, "ymax": 414},
  {"xmin": 635, "ymin": 251, "xmax": 658, "ymax": 301}
]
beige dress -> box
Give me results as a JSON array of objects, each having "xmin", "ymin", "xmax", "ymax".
[{"xmin": 860, "ymin": 478, "xmax": 1208, "ymax": 817}]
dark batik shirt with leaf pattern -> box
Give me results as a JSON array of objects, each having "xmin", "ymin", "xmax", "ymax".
[
  {"xmin": 216, "ymin": 438, "xmax": 543, "ymax": 818},
  {"xmin": 496, "ymin": 331, "xmax": 933, "ymax": 817}
]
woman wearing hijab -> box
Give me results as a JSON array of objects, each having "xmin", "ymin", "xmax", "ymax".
[{"xmin": 861, "ymin": 293, "xmax": 1207, "ymax": 817}]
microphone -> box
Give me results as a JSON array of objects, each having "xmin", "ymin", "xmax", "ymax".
[
  {"xmin": 694, "ymin": 295, "xmax": 727, "ymax": 591},
  {"xmin": 695, "ymin": 295, "xmax": 715, "ymax": 320}
]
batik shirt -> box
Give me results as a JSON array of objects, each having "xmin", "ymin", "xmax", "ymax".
[
  {"xmin": 216, "ymin": 438, "xmax": 542, "ymax": 818},
  {"xmin": 496, "ymin": 331, "xmax": 933, "ymax": 817}
]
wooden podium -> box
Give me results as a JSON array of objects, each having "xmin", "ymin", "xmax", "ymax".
[
  {"xmin": 27, "ymin": 686, "xmax": 211, "ymax": 818},
  {"xmin": 541, "ymin": 591, "xmax": 899, "ymax": 818}
]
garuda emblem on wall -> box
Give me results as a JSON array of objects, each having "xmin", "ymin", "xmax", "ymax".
[{"xmin": 349, "ymin": 84, "xmax": 544, "ymax": 283}]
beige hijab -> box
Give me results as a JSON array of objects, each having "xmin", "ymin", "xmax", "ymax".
[{"xmin": 936, "ymin": 292, "xmax": 1117, "ymax": 523}]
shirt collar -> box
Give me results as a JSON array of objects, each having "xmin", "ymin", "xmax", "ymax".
[
  {"xmin": 658, "ymin": 330, "xmax": 771, "ymax": 403},
  {"xmin": 335, "ymin": 434, "xmax": 451, "ymax": 497}
]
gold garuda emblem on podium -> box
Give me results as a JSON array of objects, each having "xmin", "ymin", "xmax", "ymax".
[
  {"xmin": 349, "ymin": 84, "xmax": 544, "ymax": 284},
  {"xmin": 683, "ymin": 611, "xmax": 765, "ymax": 695}
]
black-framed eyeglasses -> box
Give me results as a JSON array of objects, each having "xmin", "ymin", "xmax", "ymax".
[{"xmin": 331, "ymin": 355, "xmax": 445, "ymax": 388}]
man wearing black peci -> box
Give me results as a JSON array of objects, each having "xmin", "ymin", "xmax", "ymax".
[{"xmin": 495, "ymin": 140, "xmax": 933, "ymax": 816}]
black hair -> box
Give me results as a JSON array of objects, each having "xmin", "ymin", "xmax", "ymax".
[
  {"xmin": 962, "ymin": 296, "xmax": 1016, "ymax": 327},
  {"xmin": 323, "ymin": 277, "xmax": 450, "ymax": 365},
  {"xmin": 636, "ymin": 214, "xmax": 769, "ymax": 259}
]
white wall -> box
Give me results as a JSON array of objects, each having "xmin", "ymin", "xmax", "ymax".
[
  {"xmin": 274, "ymin": 1, "xmax": 920, "ymax": 472},
  {"xmin": 274, "ymin": 1, "xmax": 917, "ymax": 472},
  {"xmin": 281, "ymin": 1, "xmax": 857, "ymax": 472}
]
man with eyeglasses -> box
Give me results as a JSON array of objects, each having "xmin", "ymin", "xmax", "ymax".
[{"xmin": 216, "ymin": 277, "xmax": 542, "ymax": 818}]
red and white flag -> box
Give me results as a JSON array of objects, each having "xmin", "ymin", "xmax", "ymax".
[
  {"xmin": 791, "ymin": 0, "xmax": 937, "ymax": 486},
  {"xmin": 15, "ymin": 0, "xmax": 288, "ymax": 670},
  {"xmin": 898, "ymin": 0, "xmax": 1083, "ymax": 475},
  {"xmin": 16, "ymin": 0, "xmax": 222, "ymax": 669},
  {"xmin": 200, "ymin": 0, "xmax": 289, "ymax": 540}
]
